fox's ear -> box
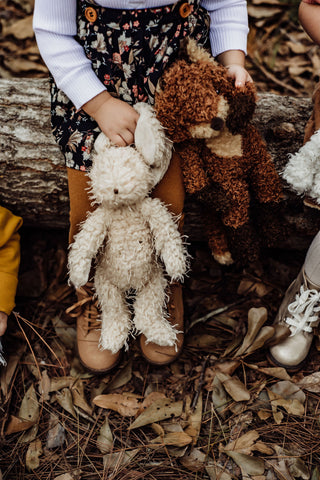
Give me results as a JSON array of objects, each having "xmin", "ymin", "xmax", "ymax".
[{"xmin": 93, "ymin": 132, "xmax": 112, "ymax": 154}]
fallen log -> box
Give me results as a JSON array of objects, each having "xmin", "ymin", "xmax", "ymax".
[{"xmin": 1, "ymin": 77, "xmax": 319, "ymax": 246}]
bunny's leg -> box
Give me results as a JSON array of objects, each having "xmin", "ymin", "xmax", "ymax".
[
  {"xmin": 133, "ymin": 267, "xmax": 178, "ymax": 347},
  {"xmin": 95, "ymin": 268, "xmax": 132, "ymax": 354}
]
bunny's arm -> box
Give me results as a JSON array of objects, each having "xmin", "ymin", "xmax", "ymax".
[
  {"xmin": 68, "ymin": 208, "xmax": 110, "ymax": 288},
  {"xmin": 141, "ymin": 198, "xmax": 188, "ymax": 281}
]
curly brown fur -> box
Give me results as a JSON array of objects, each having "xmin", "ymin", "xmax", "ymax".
[{"xmin": 155, "ymin": 39, "xmax": 283, "ymax": 265}]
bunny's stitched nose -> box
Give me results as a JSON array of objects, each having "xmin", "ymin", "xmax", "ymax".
[
  {"xmin": 211, "ymin": 118, "xmax": 224, "ymax": 131},
  {"xmin": 114, "ymin": 188, "xmax": 119, "ymax": 194}
]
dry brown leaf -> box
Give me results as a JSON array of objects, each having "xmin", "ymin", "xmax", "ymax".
[
  {"xmin": 267, "ymin": 390, "xmax": 305, "ymax": 417},
  {"xmin": 49, "ymin": 377, "xmax": 74, "ymax": 392},
  {"xmin": 237, "ymin": 278, "xmax": 273, "ymax": 297},
  {"xmin": 212, "ymin": 375, "xmax": 229, "ymax": 414},
  {"xmin": 235, "ymin": 307, "xmax": 268, "ymax": 357},
  {"xmin": 103, "ymin": 448, "xmax": 139, "ymax": 470},
  {"xmin": 93, "ymin": 393, "xmax": 142, "ymax": 417},
  {"xmin": 52, "ymin": 316, "xmax": 77, "ymax": 350},
  {"xmin": 216, "ymin": 372, "xmax": 251, "ymax": 402},
  {"xmin": 150, "ymin": 431, "xmax": 193, "ymax": 448},
  {"xmin": 206, "ymin": 462, "xmax": 233, "ymax": 480},
  {"xmin": 225, "ymin": 451, "xmax": 265, "ymax": 476},
  {"xmin": 246, "ymin": 364, "xmax": 291, "ymax": 381},
  {"xmin": 19, "ymin": 384, "xmax": 38, "ymax": 417},
  {"xmin": 96, "ymin": 416, "xmax": 113, "ymax": 454},
  {"xmin": 105, "ymin": 360, "xmax": 132, "ymax": 391},
  {"xmin": 244, "ymin": 326, "xmax": 275, "ymax": 355},
  {"xmin": 296, "ymin": 372, "xmax": 320, "ymax": 392},
  {"xmin": 71, "ymin": 380, "xmax": 93, "ymax": 416},
  {"xmin": 54, "ymin": 388, "xmax": 77, "ymax": 419},
  {"xmin": 25, "ymin": 438, "xmax": 42, "ymax": 471},
  {"xmin": 179, "ymin": 448, "xmax": 206, "ymax": 472},
  {"xmin": 1, "ymin": 346, "xmax": 25, "ymax": 398},
  {"xmin": 222, "ymin": 430, "xmax": 260, "ymax": 454},
  {"xmin": 184, "ymin": 392, "xmax": 202, "ymax": 445},
  {"xmin": 5, "ymin": 416, "xmax": 35, "ymax": 435},
  {"xmin": 46, "ymin": 414, "xmax": 66, "ymax": 449},
  {"xmin": 128, "ymin": 397, "xmax": 183, "ymax": 430},
  {"xmin": 270, "ymin": 381, "xmax": 306, "ymax": 403}
]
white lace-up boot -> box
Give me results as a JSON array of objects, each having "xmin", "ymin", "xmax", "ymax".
[{"xmin": 269, "ymin": 268, "xmax": 320, "ymax": 371}]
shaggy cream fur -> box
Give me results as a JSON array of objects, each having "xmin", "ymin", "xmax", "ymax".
[
  {"xmin": 283, "ymin": 129, "xmax": 320, "ymax": 204},
  {"xmin": 68, "ymin": 103, "xmax": 188, "ymax": 354}
]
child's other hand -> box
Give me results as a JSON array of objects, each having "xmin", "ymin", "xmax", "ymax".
[
  {"xmin": 0, "ymin": 312, "xmax": 8, "ymax": 336},
  {"xmin": 82, "ymin": 91, "xmax": 139, "ymax": 147},
  {"xmin": 225, "ymin": 64, "xmax": 253, "ymax": 88}
]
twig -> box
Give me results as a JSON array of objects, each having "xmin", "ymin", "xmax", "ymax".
[
  {"xmin": 187, "ymin": 298, "xmax": 246, "ymax": 332},
  {"xmin": 191, "ymin": 355, "xmax": 209, "ymax": 410}
]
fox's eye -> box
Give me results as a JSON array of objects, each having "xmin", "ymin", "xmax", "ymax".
[{"xmin": 215, "ymin": 89, "xmax": 220, "ymax": 95}]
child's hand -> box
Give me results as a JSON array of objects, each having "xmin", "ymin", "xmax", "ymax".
[
  {"xmin": 0, "ymin": 312, "xmax": 8, "ymax": 336},
  {"xmin": 82, "ymin": 91, "xmax": 139, "ymax": 147},
  {"xmin": 225, "ymin": 64, "xmax": 253, "ymax": 88},
  {"xmin": 216, "ymin": 50, "xmax": 253, "ymax": 88}
]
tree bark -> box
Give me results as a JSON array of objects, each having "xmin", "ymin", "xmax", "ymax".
[{"xmin": 1, "ymin": 77, "xmax": 319, "ymax": 246}]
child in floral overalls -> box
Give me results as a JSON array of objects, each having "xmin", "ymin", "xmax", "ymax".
[{"xmin": 33, "ymin": 0, "xmax": 252, "ymax": 373}]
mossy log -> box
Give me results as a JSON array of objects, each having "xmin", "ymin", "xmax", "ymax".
[{"xmin": 1, "ymin": 77, "xmax": 319, "ymax": 247}]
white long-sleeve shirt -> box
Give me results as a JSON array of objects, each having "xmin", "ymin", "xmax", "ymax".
[{"xmin": 33, "ymin": 0, "xmax": 249, "ymax": 110}]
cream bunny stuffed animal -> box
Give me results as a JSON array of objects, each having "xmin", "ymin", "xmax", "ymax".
[{"xmin": 68, "ymin": 103, "xmax": 188, "ymax": 354}]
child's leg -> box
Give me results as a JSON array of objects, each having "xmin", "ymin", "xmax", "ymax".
[
  {"xmin": 67, "ymin": 168, "xmax": 121, "ymax": 373},
  {"xmin": 268, "ymin": 230, "xmax": 320, "ymax": 371},
  {"xmin": 140, "ymin": 152, "xmax": 185, "ymax": 365}
]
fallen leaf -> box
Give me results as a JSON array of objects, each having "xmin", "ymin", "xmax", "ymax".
[
  {"xmin": 46, "ymin": 414, "xmax": 66, "ymax": 449},
  {"xmin": 71, "ymin": 380, "xmax": 93, "ymax": 416},
  {"xmin": 225, "ymin": 451, "xmax": 265, "ymax": 476},
  {"xmin": 179, "ymin": 448, "xmax": 206, "ymax": 471},
  {"xmin": 150, "ymin": 431, "xmax": 193, "ymax": 448},
  {"xmin": 267, "ymin": 390, "xmax": 305, "ymax": 417},
  {"xmin": 25, "ymin": 438, "xmax": 42, "ymax": 471},
  {"xmin": 206, "ymin": 461, "xmax": 233, "ymax": 480},
  {"xmin": 216, "ymin": 372, "xmax": 251, "ymax": 402},
  {"xmin": 5, "ymin": 416, "xmax": 35, "ymax": 435},
  {"xmin": 244, "ymin": 326, "xmax": 275, "ymax": 355},
  {"xmin": 52, "ymin": 316, "xmax": 76, "ymax": 350},
  {"xmin": 297, "ymin": 372, "xmax": 320, "ymax": 392},
  {"xmin": 246, "ymin": 364, "xmax": 291, "ymax": 381},
  {"xmin": 270, "ymin": 381, "xmax": 306, "ymax": 404},
  {"xmin": 212, "ymin": 375, "xmax": 229, "ymax": 414},
  {"xmin": 93, "ymin": 393, "xmax": 142, "ymax": 417},
  {"xmin": 235, "ymin": 307, "xmax": 268, "ymax": 357},
  {"xmin": 184, "ymin": 392, "xmax": 202, "ymax": 445},
  {"xmin": 128, "ymin": 397, "xmax": 183, "ymax": 430},
  {"xmin": 54, "ymin": 388, "xmax": 77, "ymax": 418},
  {"xmin": 106, "ymin": 360, "xmax": 132, "ymax": 391},
  {"xmin": 222, "ymin": 430, "xmax": 260, "ymax": 454},
  {"xmin": 97, "ymin": 416, "xmax": 113, "ymax": 454},
  {"xmin": 103, "ymin": 448, "xmax": 139, "ymax": 470},
  {"xmin": 1, "ymin": 346, "xmax": 25, "ymax": 398}
]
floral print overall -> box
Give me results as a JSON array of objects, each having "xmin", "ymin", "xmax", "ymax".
[{"xmin": 50, "ymin": 0, "xmax": 210, "ymax": 170}]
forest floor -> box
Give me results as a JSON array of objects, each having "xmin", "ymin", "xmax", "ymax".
[{"xmin": 2, "ymin": 1, "xmax": 320, "ymax": 479}]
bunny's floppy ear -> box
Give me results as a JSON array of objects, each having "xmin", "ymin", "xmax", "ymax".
[
  {"xmin": 134, "ymin": 102, "xmax": 172, "ymax": 170},
  {"xmin": 93, "ymin": 132, "xmax": 112, "ymax": 154}
]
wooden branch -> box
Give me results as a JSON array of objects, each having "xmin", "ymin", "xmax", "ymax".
[{"xmin": 1, "ymin": 77, "xmax": 319, "ymax": 246}]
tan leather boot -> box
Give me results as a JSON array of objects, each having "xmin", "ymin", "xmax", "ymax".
[
  {"xmin": 66, "ymin": 283, "xmax": 121, "ymax": 373},
  {"xmin": 268, "ymin": 268, "xmax": 320, "ymax": 372},
  {"xmin": 140, "ymin": 282, "xmax": 184, "ymax": 365}
]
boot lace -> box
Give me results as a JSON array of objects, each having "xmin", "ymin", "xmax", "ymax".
[
  {"xmin": 66, "ymin": 284, "xmax": 101, "ymax": 333},
  {"xmin": 285, "ymin": 285, "xmax": 320, "ymax": 335}
]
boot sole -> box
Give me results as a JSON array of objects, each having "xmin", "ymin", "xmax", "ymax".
[
  {"xmin": 267, "ymin": 352, "xmax": 305, "ymax": 373},
  {"xmin": 77, "ymin": 347, "xmax": 122, "ymax": 375}
]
